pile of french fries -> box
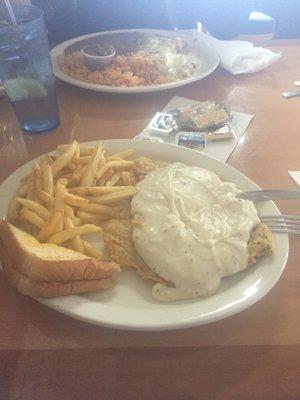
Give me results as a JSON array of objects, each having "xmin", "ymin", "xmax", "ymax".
[{"xmin": 7, "ymin": 141, "xmax": 139, "ymax": 259}]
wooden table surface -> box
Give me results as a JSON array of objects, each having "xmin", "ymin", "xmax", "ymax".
[{"xmin": 0, "ymin": 39, "xmax": 300, "ymax": 400}]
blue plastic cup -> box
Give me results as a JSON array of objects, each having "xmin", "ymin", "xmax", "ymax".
[{"xmin": 0, "ymin": 5, "xmax": 60, "ymax": 133}]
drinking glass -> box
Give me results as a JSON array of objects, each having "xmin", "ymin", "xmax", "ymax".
[{"xmin": 0, "ymin": 5, "xmax": 60, "ymax": 133}]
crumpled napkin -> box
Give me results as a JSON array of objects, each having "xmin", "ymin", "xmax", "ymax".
[
  {"xmin": 288, "ymin": 171, "xmax": 300, "ymax": 186},
  {"xmin": 185, "ymin": 31, "xmax": 281, "ymax": 75}
]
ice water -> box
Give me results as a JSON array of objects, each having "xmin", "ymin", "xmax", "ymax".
[
  {"xmin": 6, "ymin": 77, "xmax": 59, "ymax": 132},
  {"xmin": 0, "ymin": 5, "xmax": 60, "ymax": 133}
]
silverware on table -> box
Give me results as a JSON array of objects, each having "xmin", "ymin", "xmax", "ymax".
[
  {"xmin": 282, "ymin": 90, "xmax": 300, "ymax": 98},
  {"xmin": 282, "ymin": 80, "xmax": 300, "ymax": 97},
  {"xmin": 239, "ymin": 191, "xmax": 300, "ymax": 234},
  {"xmin": 260, "ymin": 214, "xmax": 300, "ymax": 234},
  {"xmin": 237, "ymin": 189, "xmax": 300, "ymax": 201}
]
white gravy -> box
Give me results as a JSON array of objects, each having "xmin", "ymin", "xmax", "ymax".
[{"xmin": 131, "ymin": 163, "xmax": 259, "ymax": 301}]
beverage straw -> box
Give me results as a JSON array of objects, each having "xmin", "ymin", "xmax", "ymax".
[{"xmin": 4, "ymin": 0, "xmax": 18, "ymax": 25}]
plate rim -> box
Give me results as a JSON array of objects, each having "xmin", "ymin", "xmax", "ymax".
[
  {"xmin": 50, "ymin": 28, "xmax": 220, "ymax": 94},
  {"xmin": 0, "ymin": 139, "xmax": 289, "ymax": 331}
]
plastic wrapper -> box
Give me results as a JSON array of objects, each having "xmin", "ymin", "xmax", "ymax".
[
  {"xmin": 175, "ymin": 131, "xmax": 206, "ymax": 150},
  {"xmin": 205, "ymin": 124, "xmax": 233, "ymax": 141},
  {"xmin": 175, "ymin": 102, "xmax": 231, "ymax": 131}
]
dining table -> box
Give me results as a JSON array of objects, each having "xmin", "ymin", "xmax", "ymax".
[{"xmin": 0, "ymin": 38, "xmax": 300, "ymax": 400}]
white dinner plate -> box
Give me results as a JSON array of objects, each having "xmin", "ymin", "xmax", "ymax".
[
  {"xmin": 0, "ymin": 140, "xmax": 288, "ymax": 331},
  {"xmin": 50, "ymin": 29, "xmax": 220, "ymax": 93}
]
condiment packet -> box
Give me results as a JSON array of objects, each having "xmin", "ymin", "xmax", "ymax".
[
  {"xmin": 175, "ymin": 102, "xmax": 231, "ymax": 131},
  {"xmin": 175, "ymin": 131, "xmax": 206, "ymax": 150},
  {"xmin": 149, "ymin": 112, "xmax": 178, "ymax": 137},
  {"xmin": 135, "ymin": 96, "xmax": 253, "ymax": 163},
  {"xmin": 205, "ymin": 124, "xmax": 233, "ymax": 141}
]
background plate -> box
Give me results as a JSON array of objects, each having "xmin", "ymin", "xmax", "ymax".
[
  {"xmin": 0, "ymin": 140, "xmax": 288, "ymax": 331},
  {"xmin": 50, "ymin": 29, "xmax": 220, "ymax": 94}
]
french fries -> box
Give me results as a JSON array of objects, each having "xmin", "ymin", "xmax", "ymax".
[
  {"xmin": 39, "ymin": 154, "xmax": 53, "ymax": 166},
  {"xmin": 65, "ymin": 203, "xmax": 75, "ymax": 220},
  {"xmin": 97, "ymin": 168, "xmax": 114, "ymax": 186},
  {"xmin": 105, "ymin": 160, "xmax": 135, "ymax": 170},
  {"xmin": 37, "ymin": 190, "xmax": 55, "ymax": 208},
  {"xmin": 82, "ymin": 240, "xmax": 102, "ymax": 259},
  {"xmin": 37, "ymin": 211, "xmax": 64, "ymax": 242},
  {"xmin": 73, "ymin": 216, "xmax": 82, "ymax": 226},
  {"xmin": 80, "ymin": 141, "xmax": 103, "ymax": 187},
  {"xmin": 57, "ymin": 144, "xmax": 93, "ymax": 156},
  {"xmin": 77, "ymin": 210, "xmax": 108, "ymax": 224},
  {"xmin": 65, "ymin": 204, "xmax": 82, "ymax": 226},
  {"xmin": 6, "ymin": 199, "xmax": 21, "ymax": 222},
  {"xmin": 96, "ymin": 160, "xmax": 135, "ymax": 181},
  {"xmin": 19, "ymin": 208, "xmax": 45, "ymax": 229},
  {"xmin": 77, "ymin": 145, "xmax": 94, "ymax": 156},
  {"xmin": 6, "ymin": 141, "xmax": 153, "ymax": 261},
  {"xmin": 97, "ymin": 148, "xmax": 106, "ymax": 170},
  {"xmin": 47, "ymin": 224, "xmax": 102, "ymax": 245},
  {"xmin": 26, "ymin": 173, "xmax": 35, "ymax": 200},
  {"xmin": 33, "ymin": 162, "xmax": 43, "ymax": 198},
  {"xmin": 72, "ymin": 142, "xmax": 80, "ymax": 163},
  {"xmin": 52, "ymin": 141, "xmax": 78, "ymax": 177},
  {"xmin": 80, "ymin": 203, "xmax": 120, "ymax": 218},
  {"xmin": 18, "ymin": 183, "xmax": 29, "ymax": 197},
  {"xmin": 106, "ymin": 149, "xmax": 134, "ymax": 161},
  {"xmin": 7, "ymin": 183, "xmax": 29, "ymax": 222},
  {"xmin": 91, "ymin": 188, "xmax": 138, "ymax": 205},
  {"xmin": 42, "ymin": 164, "xmax": 54, "ymax": 195},
  {"xmin": 105, "ymin": 173, "xmax": 121, "ymax": 187},
  {"xmin": 54, "ymin": 179, "xmax": 66, "ymax": 232},
  {"xmin": 16, "ymin": 198, "xmax": 51, "ymax": 221},
  {"xmin": 64, "ymin": 215, "xmax": 84, "ymax": 253},
  {"xmin": 20, "ymin": 171, "xmax": 32, "ymax": 183},
  {"xmin": 69, "ymin": 186, "xmax": 134, "ymax": 196},
  {"xmin": 70, "ymin": 164, "xmax": 85, "ymax": 185},
  {"xmin": 65, "ymin": 193, "xmax": 89, "ymax": 208},
  {"xmin": 121, "ymin": 171, "xmax": 137, "ymax": 186},
  {"xmin": 74, "ymin": 156, "xmax": 90, "ymax": 165}
]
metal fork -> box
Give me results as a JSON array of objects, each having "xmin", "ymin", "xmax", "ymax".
[
  {"xmin": 237, "ymin": 190, "xmax": 300, "ymax": 201},
  {"xmin": 260, "ymin": 214, "xmax": 300, "ymax": 234}
]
